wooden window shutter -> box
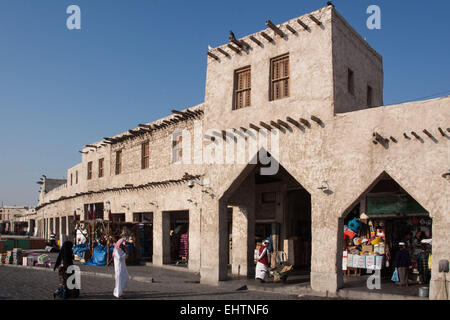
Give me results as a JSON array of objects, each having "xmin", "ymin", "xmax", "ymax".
[
  {"xmin": 142, "ymin": 142, "xmax": 149, "ymax": 169},
  {"xmin": 234, "ymin": 67, "xmax": 251, "ymax": 109},
  {"xmin": 271, "ymin": 54, "xmax": 289, "ymax": 101}
]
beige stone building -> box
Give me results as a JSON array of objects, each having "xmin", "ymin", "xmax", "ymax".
[{"xmin": 28, "ymin": 5, "xmax": 449, "ymax": 299}]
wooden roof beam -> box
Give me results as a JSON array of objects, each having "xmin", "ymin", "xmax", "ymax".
[
  {"xmin": 227, "ymin": 44, "xmax": 241, "ymax": 54},
  {"xmin": 270, "ymin": 121, "xmax": 282, "ymax": 130},
  {"xmin": 259, "ymin": 121, "xmax": 272, "ymax": 131},
  {"xmin": 277, "ymin": 119, "xmax": 290, "ymax": 129},
  {"xmin": 206, "ymin": 51, "xmax": 219, "ymax": 61},
  {"xmin": 171, "ymin": 110, "xmax": 185, "ymax": 116},
  {"xmin": 217, "ymin": 47, "xmax": 230, "ymax": 57},
  {"xmin": 249, "ymin": 35, "xmax": 262, "ymax": 47},
  {"xmin": 286, "ymin": 24, "xmax": 297, "ymax": 34},
  {"xmin": 266, "ymin": 20, "xmax": 285, "ymax": 38},
  {"xmin": 297, "ymin": 19, "xmax": 310, "ymax": 30},
  {"xmin": 260, "ymin": 31, "xmax": 273, "ymax": 43},
  {"xmin": 299, "ymin": 118, "xmax": 311, "ymax": 128},
  {"xmin": 309, "ymin": 14, "xmax": 322, "ymax": 26}
]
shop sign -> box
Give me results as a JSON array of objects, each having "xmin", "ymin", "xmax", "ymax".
[{"xmin": 367, "ymin": 196, "xmax": 426, "ymax": 215}]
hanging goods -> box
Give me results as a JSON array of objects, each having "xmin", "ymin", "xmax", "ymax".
[{"xmin": 348, "ymin": 218, "xmax": 362, "ymax": 233}]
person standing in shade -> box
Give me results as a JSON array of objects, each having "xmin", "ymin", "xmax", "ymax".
[
  {"xmin": 417, "ymin": 244, "xmax": 430, "ymax": 284},
  {"xmin": 255, "ymin": 239, "xmax": 270, "ymax": 283},
  {"xmin": 394, "ymin": 242, "xmax": 411, "ymax": 287},
  {"xmin": 113, "ymin": 238, "xmax": 130, "ymax": 298}
]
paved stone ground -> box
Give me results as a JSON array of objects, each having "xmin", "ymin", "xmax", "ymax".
[{"xmin": 0, "ymin": 265, "xmax": 321, "ymax": 300}]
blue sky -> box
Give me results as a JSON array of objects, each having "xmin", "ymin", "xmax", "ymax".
[{"xmin": 0, "ymin": 0, "xmax": 449, "ymax": 207}]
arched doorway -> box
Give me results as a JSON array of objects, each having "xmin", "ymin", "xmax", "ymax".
[
  {"xmin": 338, "ymin": 172, "xmax": 432, "ymax": 297},
  {"xmin": 223, "ymin": 158, "xmax": 312, "ymax": 283}
]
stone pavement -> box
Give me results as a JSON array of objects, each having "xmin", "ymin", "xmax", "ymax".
[
  {"xmin": 0, "ymin": 264, "xmax": 303, "ymax": 300},
  {"xmin": 0, "ymin": 253, "xmax": 427, "ymax": 300}
]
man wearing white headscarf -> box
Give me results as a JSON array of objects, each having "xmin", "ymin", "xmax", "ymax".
[
  {"xmin": 113, "ymin": 238, "xmax": 130, "ymax": 298},
  {"xmin": 255, "ymin": 240, "xmax": 270, "ymax": 283}
]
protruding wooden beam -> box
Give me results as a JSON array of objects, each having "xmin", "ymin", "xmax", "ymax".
[
  {"xmin": 217, "ymin": 47, "xmax": 230, "ymax": 57},
  {"xmin": 206, "ymin": 51, "xmax": 219, "ymax": 60},
  {"xmin": 277, "ymin": 119, "xmax": 290, "ymax": 129},
  {"xmin": 411, "ymin": 131, "xmax": 421, "ymax": 140},
  {"xmin": 309, "ymin": 14, "xmax": 322, "ymax": 26},
  {"xmin": 311, "ymin": 115, "xmax": 323, "ymax": 125},
  {"xmin": 259, "ymin": 121, "xmax": 272, "ymax": 131},
  {"xmin": 260, "ymin": 31, "xmax": 273, "ymax": 43},
  {"xmin": 286, "ymin": 116, "xmax": 299, "ymax": 126},
  {"xmin": 249, "ymin": 35, "xmax": 262, "ymax": 46},
  {"xmin": 297, "ymin": 19, "xmax": 310, "ymax": 30},
  {"xmin": 240, "ymin": 40, "xmax": 251, "ymax": 49},
  {"xmin": 230, "ymin": 38, "xmax": 243, "ymax": 48},
  {"xmin": 286, "ymin": 25, "xmax": 296, "ymax": 34},
  {"xmin": 249, "ymin": 123, "xmax": 260, "ymax": 131},
  {"xmin": 403, "ymin": 133, "xmax": 411, "ymax": 139},
  {"xmin": 128, "ymin": 130, "xmax": 140, "ymax": 135},
  {"xmin": 138, "ymin": 124, "xmax": 152, "ymax": 129},
  {"xmin": 239, "ymin": 127, "xmax": 247, "ymax": 132},
  {"xmin": 227, "ymin": 44, "xmax": 241, "ymax": 54},
  {"xmin": 171, "ymin": 110, "xmax": 185, "ymax": 116},
  {"xmin": 390, "ymin": 136, "xmax": 398, "ymax": 143},
  {"xmin": 265, "ymin": 20, "xmax": 285, "ymax": 37},
  {"xmin": 423, "ymin": 129, "xmax": 434, "ymax": 139},
  {"xmin": 270, "ymin": 121, "xmax": 282, "ymax": 130},
  {"xmin": 103, "ymin": 141, "xmax": 113, "ymax": 144},
  {"xmin": 299, "ymin": 118, "xmax": 310, "ymax": 127},
  {"xmin": 438, "ymin": 127, "xmax": 446, "ymax": 136},
  {"xmin": 85, "ymin": 144, "xmax": 98, "ymax": 149},
  {"xmin": 447, "ymin": 128, "xmax": 450, "ymax": 133}
]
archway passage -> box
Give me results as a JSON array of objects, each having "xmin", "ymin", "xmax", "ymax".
[
  {"xmin": 339, "ymin": 172, "xmax": 432, "ymax": 297},
  {"xmin": 225, "ymin": 161, "xmax": 311, "ymax": 283}
]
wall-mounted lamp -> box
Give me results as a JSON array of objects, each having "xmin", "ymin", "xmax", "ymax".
[
  {"xmin": 188, "ymin": 178, "xmax": 210, "ymax": 188},
  {"xmin": 318, "ymin": 181, "xmax": 329, "ymax": 191},
  {"xmin": 318, "ymin": 181, "xmax": 333, "ymax": 195}
]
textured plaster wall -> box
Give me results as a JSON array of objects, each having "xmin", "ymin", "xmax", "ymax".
[{"xmin": 31, "ymin": 5, "xmax": 450, "ymax": 298}]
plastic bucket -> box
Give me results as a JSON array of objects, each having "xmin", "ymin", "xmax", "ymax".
[{"xmin": 418, "ymin": 286, "xmax": 429, "ymax": 297}]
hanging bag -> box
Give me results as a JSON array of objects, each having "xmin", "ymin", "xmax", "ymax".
[{"xmin": 391, "ymin": 269, "xmax": 399, "ymax": 282}]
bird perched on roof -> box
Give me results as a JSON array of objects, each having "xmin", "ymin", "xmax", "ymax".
[{"xmin": 229, "ymin": 30, "xmax": 236, "ymax": 42}]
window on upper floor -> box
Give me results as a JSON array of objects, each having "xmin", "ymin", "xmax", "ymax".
[
  {"xmin": 76, "ymin": 171, "xmax": 78, "ymax": 184},
  {"xmin": 348, "ymin": 68, "xmax": 355, "ymax": 95},
  {"xmin": 141, "ymin": 141, "xmax": 150, "ymax": 169},
  {"xmin": 367, "ymin": 85, "xmax": 373, "ymax": 107},
  {"xmin": 172, "ymin": 131, "xmax": 183, "ymax": 163},
  {"xmin": 115, "ymin": 150, "xmax": 122, "ymax": 175},
  {"xmin": 70, "ymin": 173, "xmax": 73, "ymax": 186},
  {"xmin": 233, "ymin": 66, "xmax": 251, "ymax": 110},
  {"xmin": 98, "ymin": 158, "xmax": 104, "ymax": 178},
  {"xmin": 270, "ymin": 54, "xmax": 289, "ymax": 101},
  {"xmin": 87, "ymin": 161, "xmax": 93, "ymax": 180}
]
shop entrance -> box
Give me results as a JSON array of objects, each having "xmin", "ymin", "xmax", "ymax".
[
  {"xmin": 339, "ymin": 172, "xmax": 432, "ymax": 297},
  {"xmin": 225, "ymin": 159, "xmax": 312, "ymax": 278},
  {"xmin": 133, "ymin": 212, "xmax": 153, "ymax": 262},
  {"xmin": 167, "ymin": 210, "xmax": 189, "ymax": 267}
]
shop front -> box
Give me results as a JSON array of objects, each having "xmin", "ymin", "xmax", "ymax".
[{"xmin": 341, "ymin": 174, "xmax": 432, "ymax": 295}]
